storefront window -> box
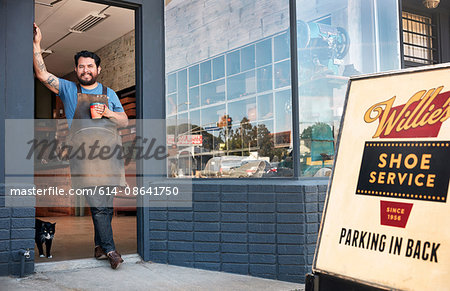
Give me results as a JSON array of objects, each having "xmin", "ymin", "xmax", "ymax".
[
  {"xmin": 165, "ymin": 0, "xmax": 292, "ymax": 178},
  {"xmin": 296, "ymin": 0, "xmax": 401, "ymax": 177},
  {"xmin": 165, "ymin": 0, "xmax": 400, "ymax": 178}
]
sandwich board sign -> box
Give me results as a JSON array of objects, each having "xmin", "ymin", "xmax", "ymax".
[{"xmin": 314, "ymin": 64, "xmax": 450, "ymax": 291}]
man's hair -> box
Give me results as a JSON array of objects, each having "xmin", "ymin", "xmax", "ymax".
[{"xmin": 74, "ymin": 50, "xmax": 101, "ymax": 67}]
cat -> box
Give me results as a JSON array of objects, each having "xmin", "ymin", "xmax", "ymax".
[{"xmin": 35, "ymin": 219, "xmax": 56, "ymax": 258}]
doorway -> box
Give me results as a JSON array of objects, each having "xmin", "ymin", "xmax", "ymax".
[{"xmin": 34, "ymin": 0, "xmax": 137, "ymax": 262}]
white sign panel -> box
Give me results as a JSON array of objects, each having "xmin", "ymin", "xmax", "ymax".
[{"xmin": 314, "ymin": 64, "xmax": 450, "ymax": 291}]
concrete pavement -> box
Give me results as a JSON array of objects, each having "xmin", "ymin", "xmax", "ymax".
[{"xmin": 1, "ymin": 254, "xmax": 305, "ymax": 291}]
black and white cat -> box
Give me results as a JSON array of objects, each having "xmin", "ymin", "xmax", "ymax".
[{"xmin": 35, "ymin": 219, "xmax": 56, "ymax": 258}]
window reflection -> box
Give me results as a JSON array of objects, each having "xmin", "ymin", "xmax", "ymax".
[
  {"xmin": 189, "ymin": 65, "xmax": 199, "ymax": 87},
  {"xmin": 200, "ymin": 60, "xmax": 212, "ymax": 84},
  {"xmin": 189, "ymin": 86, "xmax": 200, "ymax": 109},
  {"xmin": 201, "ymin": 80, "xmax": 225, "ymax": 105},
  {"xmin": 258, "ymin": 93, "xmax": 273, "ymax": 120},
  {"xmin": 167, "ymin": 73, "xmax": 177, "ymax": 94},
  {"xmin": 165, "ymin": 0, "xmax": 293, "ymax": 178},
  {"xmin": 228, "ymin": 98, "xmax": 257, "ymax": 123},
  {"xmin": 274, "ymin": 32, "xmax": 290, "ymax": 62},
  {"xmin": 178, "ymin": 69, "xmax": 188, "ymax": 112},
  {"xmin": 227, "ymin": 71, "xmax": 256, "ymax": 100},
  {"xmin": 227, "ymin": 50, "xmax": 240, "ymax": 76},
  {"xmin": 202, "ymin": 104, "xmax": 226, "ymax": 153},
  {"xmin": 167, "ymin": 93, "xmax": 177, "ymax": 115},
  {"xmin": 256, "ymin": 39, "xmax": 272, "ymax": 67},
  {"xmin": 257, "ymin": 65, "xmax": 273, "ymax": 93},
  {"xmin": 296, "ymin": 0, "xmax": 400, "ymax": 177},
  {"xmin": 241, "ymin": 45, "xmax": 255, "ymax": 71},
  {"xmin": 202, "ymin": 105, "xmax": 226, "ymax": 129},
  {"xmin": 165, "ymin": 0, "xmax": 400, "ymax": 178},
  {"xmin": 274, "ymin": 60, "xmax": 291, "ymax": 89},
  {"xmin": 213, "ymin": 56, "xmax": 225, "ymax": 80},
  {"xmin": 190, "ymin": 110, "xmax": 200, "ymax": 133},
  {"xmin": 275, "ymin": 89, "xmax": 291, "ymax": 147}
]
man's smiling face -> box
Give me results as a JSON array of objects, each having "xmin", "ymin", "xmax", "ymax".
[{"xmin": 75, "ymin": 57, "xmax": 101, "ymax": 86}]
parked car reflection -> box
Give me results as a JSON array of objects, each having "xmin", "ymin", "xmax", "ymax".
[
  {"xmin": 229, "ymin": 160, "xmax": 273, "ymax": 178},
  {"xmin": 200, "ymin": 156, "xmax": 246, "ymax": 177}
]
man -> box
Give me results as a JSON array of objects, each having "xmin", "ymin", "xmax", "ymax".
[{"xmin": 33, "ymin": 23, "xmax": 128, "ymax": 269}]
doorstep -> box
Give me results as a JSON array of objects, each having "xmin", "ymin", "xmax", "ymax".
[{"xmin": 35, "ymin": 253, "xmax": 142, "ymax": 273}]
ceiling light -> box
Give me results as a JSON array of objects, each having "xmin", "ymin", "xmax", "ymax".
[
  {"xmin": 423, "ymin": 0, "xmax": 440, "ymax": 9},
  {"xmin": 69, "ymin": 13, "xmax": 109, "ymax": 33}
]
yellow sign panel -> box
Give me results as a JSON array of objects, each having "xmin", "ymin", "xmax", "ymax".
[{"xmin": 314, "ymin": 64, "xmax": 450, "ymax": 291}]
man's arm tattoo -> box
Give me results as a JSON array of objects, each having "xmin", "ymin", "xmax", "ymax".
[
  {"xmin": 37, "ymin": 60, "xmax": 46, "ymax": 72},
  {"xmin": 34, "ymin": 52, "xmax": 47, "ymax": 72},
  {"xmin": 46, "ymin": 75, "xmax": 58, "ymax": 90}
]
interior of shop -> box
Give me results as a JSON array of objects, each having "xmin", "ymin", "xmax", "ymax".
[{"xmin": 34, "ymin": 0, "xmax": 137, "ymax": 262}]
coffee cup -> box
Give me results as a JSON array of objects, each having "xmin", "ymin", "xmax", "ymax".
[{"xmin": 90, "ymin": 103, "xmax": 104, "ymax": 119}]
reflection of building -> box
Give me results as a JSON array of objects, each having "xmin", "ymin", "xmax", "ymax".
[{"xmin": 166, "ymin": 29, "xmax": 293, "ymax": 172}]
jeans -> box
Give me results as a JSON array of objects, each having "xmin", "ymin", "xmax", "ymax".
[{"xmin": 84, "ymin": 186, "xmax": 116, "ymax": 254}]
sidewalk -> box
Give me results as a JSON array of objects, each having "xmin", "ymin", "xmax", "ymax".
[{"xmin": 1, "ymin": 254, "xmax": 305, "ymax": 291}]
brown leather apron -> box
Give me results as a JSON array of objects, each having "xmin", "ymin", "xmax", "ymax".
[{"xmin": 68, "ymin": 83, "xmax": 126, "ymax": 189}]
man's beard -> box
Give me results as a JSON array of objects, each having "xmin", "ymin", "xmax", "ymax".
[{"xmin": 77, "ymin": 72, "xmax": 97, "ymax": 86}]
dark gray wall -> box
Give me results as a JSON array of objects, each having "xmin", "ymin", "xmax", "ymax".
[
  {"xmin": 137, "ymin": 0, "xmax": 165, "ymax": 261},
  {"xmin": 0, "ymin": 0, "xmax": 6, "ymax": 188},
  {"xmin": 0, "ymin": 0, "xmax": 36, "ymax": 276},
  {"xmin": 148, "ymin": 180, "xmax": 327, "ymax": 283}
]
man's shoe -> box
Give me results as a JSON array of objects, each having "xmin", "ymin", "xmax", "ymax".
[
  {"xmin": 107, "ymin": 251, "xmax": 124, "ymax": 270},
  {"xmin": 94, "ymin": 246, "xmax": 107, "ymax": 260}
]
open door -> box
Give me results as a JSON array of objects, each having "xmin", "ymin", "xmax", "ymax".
[{"xmin": 33, "ymin": 0, "xmax": 137, "ymax": 262}]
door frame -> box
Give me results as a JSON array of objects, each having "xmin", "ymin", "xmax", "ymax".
[{"xmin": 0, "ymin": 0, "xmax": 164, "ymax": 275}]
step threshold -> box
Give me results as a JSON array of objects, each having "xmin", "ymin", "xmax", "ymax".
[{"xmin": 35, "ymin": 253, "xmax": 142, "ymax": 273}]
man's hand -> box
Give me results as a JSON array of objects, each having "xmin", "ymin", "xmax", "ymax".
[
  {"xmin": 33, "ymin": 23, "xmax": 59, "ymax": 94},
  {"xmin": 92, "ymin": 103, "xmax": 106, "ymax": 116},
  {"xmin": 33, "ymin": 23, "xmax": 42, "ymax": 45},
  {"xmin": 102, "ymin": 105, "xmax": 129, "ymax": 128}
]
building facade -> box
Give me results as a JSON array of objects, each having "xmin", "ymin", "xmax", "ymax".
[{"xmin": 0, "ymin": 0, "xmax": 449, "ymax": 284}]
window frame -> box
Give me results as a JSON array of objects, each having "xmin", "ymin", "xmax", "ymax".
[
  {"xmin": 401, "ymin": 9, "xmax": 438, "ymax": 67},
  {"xmin": 400, "ymin": 0, "xmax": 450, "ymax": 68}
]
